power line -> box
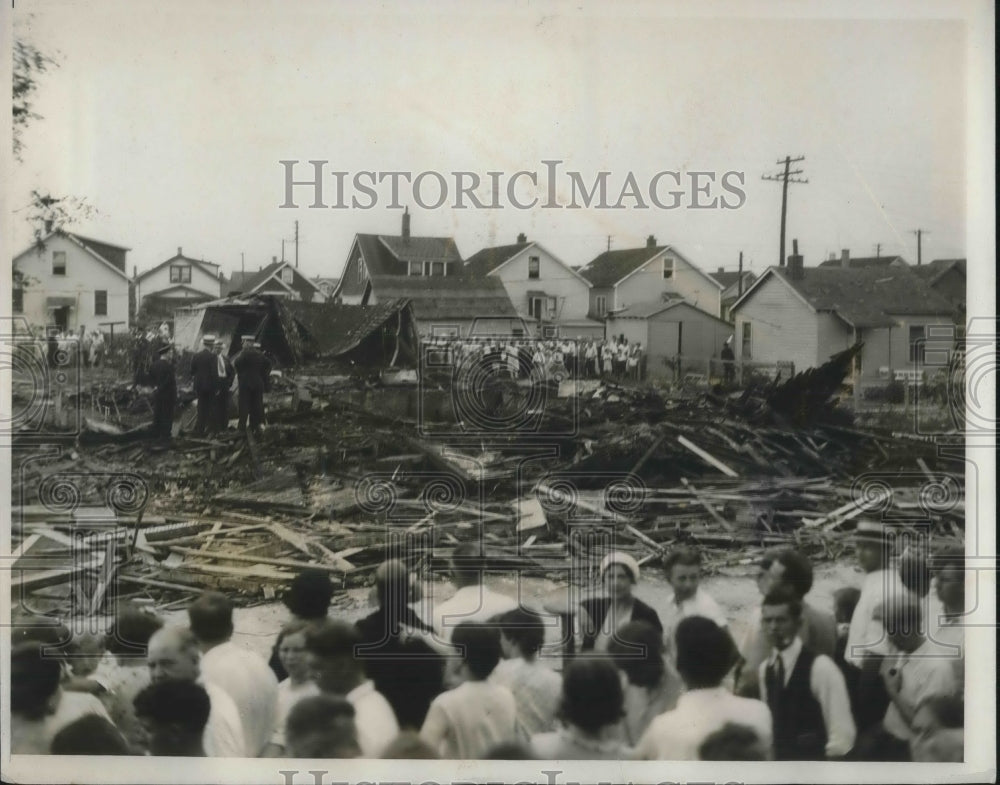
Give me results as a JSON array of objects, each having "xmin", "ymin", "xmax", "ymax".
[
  {"xmin": 911, "ymin": 228, "xmax": 930, "ymax": 266},
  {"xmin": 762, "ymin": 155, "xmax": 808, "ymax": 267}
]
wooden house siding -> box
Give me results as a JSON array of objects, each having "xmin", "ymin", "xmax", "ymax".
[
  {"xmin": 615, "ymin": 252, "xmax": 721, "ymax": 317},
  {"xmin": 338, "ymin": 243, "xmax": 368, "ymax": 304},
  {"xmin": 733, "ymin": 274, "xmax": 817, "ymax": 368}
]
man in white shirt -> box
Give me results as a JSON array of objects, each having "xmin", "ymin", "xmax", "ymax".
[
  {"xmin": 633, "ymin": 616, "xmax": 771, "ymax": 761},
  {"xmin": 188, "ymin": 591, "xmax": 279, "ymax": 756},
  {"xmin": 146, "ymin": 626, "xmax": 246, "ymax": 757},
  {"xmin": 758, "ymin": 586, "xmax": 855, "ymax": 760},
  {"xmin": 305, "ymin": 620, "xmax": 399, "ymax": 757},
  {"xmin": 844, "ymin": 520, "xmax": 909, "ymax": 734},
  {"xmin": 661, "ymin": 547, "xmax": 729, "ymax": 660},
  {"xmin": 430, "ymin": 543, "xmax": 518, "ymax": 644},
  {"xmin": 876, "ymin": 595, "xmax": 958, "ymax": 761}
]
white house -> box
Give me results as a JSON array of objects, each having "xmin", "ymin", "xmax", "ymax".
[
  {"xmin": 464, "ymin": 233, "xmax": 601, "ymax": 338},
  {"xmin": 729, "ymin": 255, "xmax": 957, "ymax": 383},
  {"xmin": 12, "ymin": 230, "xmax": 131, "ymax": 333},
  {"xmin": 134, "ymin": 247, "xmax": 223, "ymax": 313},
  {"xmin": 225, "ymin": 259, "xmax": 327, "ymax": 303},
  {"xmin": 605, "ymin": 299, "xmax": 734, "ymax": 380},
  {"xmin": 578, "ymin": 236, "xmax": 723, "ymax": 320}
]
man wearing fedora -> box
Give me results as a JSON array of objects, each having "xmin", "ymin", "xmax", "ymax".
[{"xmin": 844, "ymin": 519, "xmax": 907, "ymax": 742}]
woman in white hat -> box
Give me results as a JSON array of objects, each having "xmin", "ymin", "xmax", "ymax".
[{"xmin": 579, "ymin": 552, "xmax": 663, "ymax": 652}]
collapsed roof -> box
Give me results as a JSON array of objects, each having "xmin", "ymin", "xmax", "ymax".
[{"xmin": 172, "ymin": 295, "xmax": 418, "ymax": 367}]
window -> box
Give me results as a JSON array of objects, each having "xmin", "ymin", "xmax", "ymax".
[
  {"xmin": 662, "ymin": 257, "xmax": 674, "ymax": 279},
  {"xmin": 542, "ymin": 325, "xmax": 558, "ymax": 338},
  {"xmin": 94, "ymin": 290, "xmax": 108, "ymax": 316},
  {"xmin": 170, "ymin": 264, "xmax": 191, "ymax": 283},
  {"xmin": 423, "ymin": 262, "xmax": 432, "ymax": 277},
  {"xmin": 595, "ymin": 295, "xmax": 607, "ymax": 317},
  {"xmin": 529, "ymin": 297, "xmax": 543, "ymax": 320},
  {"xmin": 741, "ymin": 322, "xmax": 752, "ymax": 360},
  {"xmin": 909, "ymin": 325, "xmax": 926, "ymax": 364},
  {"xmin": 357, "ymin": 259, "xmax": 366, "ymax": 282},
  {"xmin": 547, "ymin": 296, "xmax": 557, "ymax": 315},
  {"xmin": 53, "ymin": 251, "xmax": 67, "ymax": 276},
  {"xmin": 409, "ymin": 261, "xmax": 423, "ymax": 276},
  {"xmin": 281, "ymin": 267, "xmax": 294, "ymax": 284},
  {"xmin": 431, "ymin": 261, "xmax": 445, "ymax": 277},
  {"xmin": 13, "ymin": 288, "xmax": 23, "ymax": 313},
  {"xmin": 528, "ymin": 256, "xmax": 540, "ymax": 280}
]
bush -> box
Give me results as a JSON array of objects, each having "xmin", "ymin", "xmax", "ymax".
[{"xmin": 863, "ymin": 380, "xmax": 905, "ymax": 403}]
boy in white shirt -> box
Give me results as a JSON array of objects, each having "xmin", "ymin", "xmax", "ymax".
[{"xmin": 420, "ymin": 621, "xmax": 519, "ymax": 759}]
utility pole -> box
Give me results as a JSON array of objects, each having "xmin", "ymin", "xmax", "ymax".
[
  {"xmin": 875, "ymin": 243, "xmax": 881, "ymax": 259},
  {"xmin": 762, "ymin": 156, "xmax": 808, "ymax": 266},
  {"xmin": 607, "ymin": 235, "xmax": 612, "ymax": 253},
  {"xmin": 911, "ymin": 229, "xmax": 929, "ymax": 266},
  {"xmin": 241, "ymin": 252, "xmax": 245, "ymax": 278},
  {"xmin": 738, "ymin": 251, "xmax": 744, "ymax": 296},
  {"xmin": 295, "ymin": 220, "xmax": 299, "ymax": 269},
  {"xmin": 281, "ymin": 239, "xmax": 286, "ymax": 264}
]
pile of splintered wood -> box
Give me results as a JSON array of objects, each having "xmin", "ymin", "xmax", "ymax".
[{"xmin": 10, "ymin": 348, "xmax": 965, "ymax": 614}]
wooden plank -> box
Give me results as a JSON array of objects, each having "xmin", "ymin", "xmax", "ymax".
[
  {"xmin": 267, "ymin": 522, "xmax": 315, "ymax": 559},
  {"xmin": 200, "ymin": 521, "xmax": 225, "ymax": 552},
  {"xmin": 680, "ymin": 478, "xmax": 736, "ymax": 531},
  {"xmin": 168, "ymin": 545, "xmax": 346, "ymax": 574},
  {"xmin": 676, "ymin": 435, "xmax": 739, "ymax": 477},
  {"xmin": 89, "ymin": 538, "xmax": 119, "ymax": 614},
  {"xmin": 624, "ymin": 524, "xmax": 666, "ymax": 554}
]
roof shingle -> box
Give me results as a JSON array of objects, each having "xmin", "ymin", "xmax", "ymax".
[
  {"xmin": 772, "ymin": 266, "xmax": 955, "ymax": 327},
  {"xmin": 463, "ymin": 242, "xmax": 531, "ymax": 277},
  {"xmin": 578, "ymin": 246, "xmax": 664, "ymax": 287},
  {"xmin": 369, "ymin": 275, "xmax": 518, "ymax": 320}
]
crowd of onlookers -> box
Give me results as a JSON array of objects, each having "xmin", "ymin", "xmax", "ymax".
[
  {"xmin": 10, "ymin": 520, "xmax": 965, "ymax": 763},
  {"xmin": 423, "ymin": 335, "xmax": 647, "ymax": 383}
]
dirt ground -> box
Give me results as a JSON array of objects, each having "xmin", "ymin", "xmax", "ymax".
[{"xmin": 196, "ymin": 558, "xmax": 865, "ymax": 662}]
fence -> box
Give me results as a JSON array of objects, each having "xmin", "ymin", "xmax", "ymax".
[{"xmin": 654, "ymin": 355, "xmax": 794, "ymax": 388}]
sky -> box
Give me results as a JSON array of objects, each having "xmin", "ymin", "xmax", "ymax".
[{"xmin": 4, "ymin": 0, "xmax": 983, "ymax": 282}]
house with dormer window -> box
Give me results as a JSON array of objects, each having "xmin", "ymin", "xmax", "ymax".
[
  {"xmin": 134, "ymin": 247, "xmax": 224, "ymax": 318},
  {"xmin": 331, "ymin": 208, "xmax": 464, "ymax": 306}
]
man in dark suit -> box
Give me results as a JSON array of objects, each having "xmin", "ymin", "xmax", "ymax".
[
  {"xmin": 233, "ymin": 335, "xmax": 272, "ymax": 436},
  {"xmin": 148, "ymin": 344, "xmax": 177, "ymax": 441},
  {"xmin": 212, "ymin": 338, "xmax": 235, "ymax": 432},
  {"xmin": 190, "ymin": 335, "xmax": 219, "ymax": 436}
]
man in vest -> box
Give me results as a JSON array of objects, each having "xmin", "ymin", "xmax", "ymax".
[{"xmin": 759, "ymin": 585, "xmax": 856, "ymax": 760}]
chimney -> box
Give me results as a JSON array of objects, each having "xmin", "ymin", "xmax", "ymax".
[
  {"xmin": 840, "ymin": 249, "xmax": 850, "ymax": 268},
  {"xmin": 717, "ymin": 267, "xmax": 724, "ymax": 273},
  {"xmin": 787, "ymin": 238, "xmax": 804, "ymax": 280},
  {"xmin": 646, "ymin": 235, "xmax": 656, "ymax": 248},
  {"xmin": 517, "ymin": 232, "xmax": 527, "ymax": 244},
  {"xmin": 402, "ymin": 206, "xmax": 411, "ymax": 243},
  {"xmin": 272, "ymin": 256, "xmax": 277, "ymax": 264},
  {"xmin": 44, "ymin": 219, "xmax": 54, "ymax": 234},
  {"xmin": 178, "ymin": 246, "xmax": 183, "ymax": 257}
]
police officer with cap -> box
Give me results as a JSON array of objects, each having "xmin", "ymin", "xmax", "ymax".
[{"xmin": 148, "ymin": 343, "xmax": 177, "ymax": 441}]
